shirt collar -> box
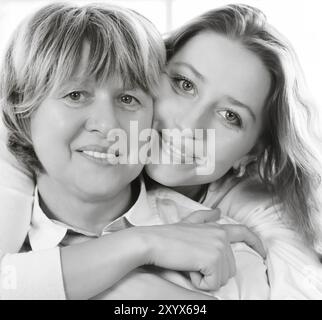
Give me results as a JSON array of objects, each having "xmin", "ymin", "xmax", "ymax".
[{"xmin": 28, "ymin": 176, "xmax": 159, "ymax": 251}]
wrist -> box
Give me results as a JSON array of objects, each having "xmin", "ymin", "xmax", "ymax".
[{"xmin": 126, "ymin": 226, "xmax": 153, "ymax": 267}]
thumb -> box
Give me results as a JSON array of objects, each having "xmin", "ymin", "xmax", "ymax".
[{"xmin": 182, "ymin": 208, "xmax": 221, "ymax": 224}]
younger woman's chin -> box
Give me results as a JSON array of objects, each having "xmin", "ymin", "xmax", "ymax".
[{"xmin": 145, "ymin": 164, "xmax": 200, "ymax": 187}]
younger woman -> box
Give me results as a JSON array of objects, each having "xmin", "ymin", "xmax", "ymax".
[
  {"xmin": 144, "ymin": 4, "xmax": 322, "ymax": 298},
  {"xmin": 103, "ymin": 4, "xmax": 322, "ymax": 299}
]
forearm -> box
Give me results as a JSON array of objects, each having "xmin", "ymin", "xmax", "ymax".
[
  {"xmin": 0, "ymin": 121, "xmax": 35, "ymax": 253},
  {"xmin": 0, "ymin": 228, "xmax": 147, "ymax": 300},
  {"xmin": 0, "ymin": 189, "xmax": 31, "ymax": 253},
  {"xmin": 0, "ymin": 248, "xmax": 66, "ymax": 299},
  {"xmin": 95, "ymin": 268, "xmax": 217, "ymax": 300},
  {"xmin": 61, "ymin": 228, "xmax": 148, "ymax": 300}
]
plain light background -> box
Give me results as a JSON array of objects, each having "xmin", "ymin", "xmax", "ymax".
[{"xmin": 0, "ymin": 0, "xmax": 321, "ymax": 105}]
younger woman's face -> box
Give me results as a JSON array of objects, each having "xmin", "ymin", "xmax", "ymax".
[{"xmin": 146, "ymin": 31, "xmax": 271, "ymax": 186}]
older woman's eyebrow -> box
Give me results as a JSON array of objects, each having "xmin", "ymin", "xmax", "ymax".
[
  {"xmin": 171, "ymin": 62, "xmax": 205, "ymax": 81},
  {"xmin": 51, "ymin": 77, "xmax": 91, "ymax": 96},
  {"xmin": 62, "ymin": 76, "xmax": 90, "ymax": 86},
  {"xmin": 60, "ymin": 76, "xmax": 93, "ymax": 87},
  {"xmin": 225, "ymin": 96, "xmax": 257, "ymax": 122}
]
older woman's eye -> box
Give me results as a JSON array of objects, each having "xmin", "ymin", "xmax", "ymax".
[
  {"xmin": 218, "ymin": 110, "xmax": 242, "ymax": 127},
  {"xmin": 118, "ymin": 94, "xmax": 141, "ymax": 111},
  {"xmin": 63, "ymin": 91, "xmax": 89, "ymax": 106},
  {"xmin": 69, "ymin": 91, "xmax": 82, "ymax": 101},
  {"xmin": 120, "ymin": 95, "xmax": 136, "ymax": 105}
]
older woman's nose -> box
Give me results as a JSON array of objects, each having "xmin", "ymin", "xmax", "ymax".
[{"xmin": 84, "ymin": 98, "xmax": 120, "ymax": 137}]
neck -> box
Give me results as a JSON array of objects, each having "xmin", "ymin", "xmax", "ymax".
[
  {"xmin": 37, "ymin": 175, "xmax": 133, "ymax": 235},
  {"xmin": 172, "ymin": 184, "xmax": 207, "ymax": 202}
]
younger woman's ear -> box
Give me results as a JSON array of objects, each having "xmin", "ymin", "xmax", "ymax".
[
  {"xmin": 233, "ymin": 138, "xmax": 266, "ymax": 170},
  {"xmin": 232, "ymin": 154, "xmax": 258, "ymax": 170}
]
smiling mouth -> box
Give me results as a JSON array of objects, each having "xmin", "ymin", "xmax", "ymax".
[
  {"xmin": 82, "ymin": 150, "xmax": 119, "ymax": 159},
  {"xmin": 159, "ymin": 133, "xmax": 195, "ymax": 163},
  {"xmin": 77, "ymin": 147, "xmax": 121, "ymax": 165}
]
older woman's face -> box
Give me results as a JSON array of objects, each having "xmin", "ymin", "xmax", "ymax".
[
  {"xmin": 146, "ymin": 31, "xmax": 271, "ymax": 186},
  {"xmin": 30, "ymin": 43, "xmax": 153, "ymax": 200}
]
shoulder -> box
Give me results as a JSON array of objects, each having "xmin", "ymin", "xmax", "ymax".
[
  {"xmin": 206, "ymin": 174, "xmax": 274, "ymax": 213},
  {"xmin": 229, "ymin": 176, "xmax": 273, "ymax": 206},
  {"xmin": 208, "ymin": 175, "xmax": 290, "ymax": 237}
]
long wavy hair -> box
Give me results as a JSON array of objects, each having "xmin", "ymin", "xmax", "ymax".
[{"xmin": 165, "ymin": 4, "xmax": 322, "ymax": 252}]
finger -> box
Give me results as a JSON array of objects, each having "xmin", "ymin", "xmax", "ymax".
[
  {"xmin": 217, "ymin": 245, "xmax": 234, "ymax": 287},
  {"xmin": 182, "ymin": 208, "xmax": 221, "ymax": 224},
  {"xmin": 209, "ymin": 208, "xmax": 221, "ymax": 222},
  {"xmin": 190, "ymin": 269, "xmax": 221, "ymax": 292},
  {"xmin": 225, "ymin": 245, "xmax": 237, "ymax": 279},
  {"xmin": 222, "ymin": 224, "xmax": 266, "ymax": 258},
  {"xmin": 184, "ymin": 209, "xmax": 220, "ymax": 223},
  {"xmin": 201, "ymin": 266, "xmax": 222, "ymax": 291},
  {"xmin": 219, "ymin": 255, "xmax": 229, "ymax": 288},
  {"xmin": 189, "ymin": 271, "xmax": 203, "ymax": 289}
]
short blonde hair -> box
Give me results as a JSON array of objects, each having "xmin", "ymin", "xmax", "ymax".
[
  {"xmin": 1, "ymin": 2, "xmax": 165, "ymax": 175},
  {"xmin": 165, "ymin": 4, "xmax": 322, "ymax": 252}
]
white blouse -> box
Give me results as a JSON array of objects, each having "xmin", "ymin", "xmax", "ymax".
[{"xmin": 203, "ymin": 175, "xmax": 322, "ymax": 299}]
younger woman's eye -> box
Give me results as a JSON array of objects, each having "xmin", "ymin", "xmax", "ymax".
[
  {"xmin": 179, "ymin": 79, "xmax": 194, "ymax": 91},
  {"xmin": 171, "ymin": 75, "xmax": 196, "ymax": 96},
  {"xmin": 218, "ymin": 110, "xmax": 242, "ymax": 128}
]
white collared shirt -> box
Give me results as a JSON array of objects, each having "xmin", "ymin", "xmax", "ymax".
[
  {"xmin": 145, "ymin": 186, "xmax": 269, "ymax": 300},
  {"xmin": 203, "ymin": 175, "xmax": 322, "ymax": 299},
  {"xmin": 0, "ymin": 177, "xmax": 269, "ymax": 300},
  {"xmin": 28, "ymin": 179, "xmax": 160, "ymax": 251}
]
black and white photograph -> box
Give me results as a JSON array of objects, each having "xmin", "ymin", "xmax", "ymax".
[{"xmin": 0, "ymin": 0, "xmax": 321, "ymax": 301}]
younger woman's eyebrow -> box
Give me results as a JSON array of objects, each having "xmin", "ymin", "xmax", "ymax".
[
  {"xmin": 225, "ymin": 95, "xmax": 257, "ymax": 122},
  {"xmin": 171, "ymin": 62, "xmax": 205, "ymax": 81}
]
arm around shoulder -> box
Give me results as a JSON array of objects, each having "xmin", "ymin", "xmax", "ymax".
[{"xmin": 0, "ymin": 121, "xmax": 35, "ymax": 253}]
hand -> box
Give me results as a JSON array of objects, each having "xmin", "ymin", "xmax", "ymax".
[
  {"xmin": 136, "ymin": 213, "xmax": 236, "ymax": 291},
  {"xmin": 182, "ymin": 209, "xmax": 266, "ymax": 258},
  {"xmin": 220, "ymin": 224, "xmax": 266, "ymax": 258},
  {"xmin": 180, "ymin": 208, "xmax": 266, "ymax": 291}
]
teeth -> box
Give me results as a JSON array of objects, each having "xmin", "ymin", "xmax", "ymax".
[
  {"xmin": 106, "ymin": 154, "xmax": 119, "ymax": 165},
  {"xmin": 196, "ymin": 157, "xmax": 208, "ymax": 166},
  {"xmin": 94, "ymin": 151, "xmax": 102, "ymax": 159},
  {"xmin": 163, "ymin": 140, "xmax": 193, "ymax": 161},
  {"xmin": 82, "ymin": 150, "xmax": 118, "ymax": 161},
  {"xmin": 166, "ymin": 141, "xmax": 183, "ymax": 157}
]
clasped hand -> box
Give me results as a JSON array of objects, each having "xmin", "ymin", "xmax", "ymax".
[{"xmin": 140, "ymin": 208, "xmax": 266, "ymax": 291}]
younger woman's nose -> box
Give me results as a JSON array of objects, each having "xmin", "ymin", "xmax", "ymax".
[{"xmin": 175, "ymin": 104, "xmax": 210, "ymax": 131}]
